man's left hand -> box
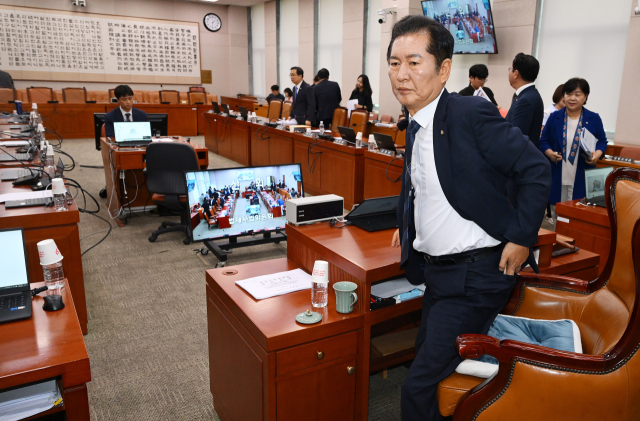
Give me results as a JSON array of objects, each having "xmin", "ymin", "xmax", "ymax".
[
  {"xmin": 498, "ymin": 242, "xmax": 529, "ymax": 276},
  {"xmin": 585, "ymin": 150, "xmax": 603, "ymax": 166},
  {"xmin": 305, "ymin": 120, "xmax": 312, "ymax": 126}
]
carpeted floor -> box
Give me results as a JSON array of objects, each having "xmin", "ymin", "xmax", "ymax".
[{"xmin": 63, "ymin": 136, "xmax": 406, "ymax": 420}]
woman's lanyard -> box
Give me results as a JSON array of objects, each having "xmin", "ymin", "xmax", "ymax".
[{"xmin": 562, "ymin": 109, "xmax": 583, "ymax": 165}]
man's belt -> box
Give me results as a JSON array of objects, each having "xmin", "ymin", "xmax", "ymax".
[{"xmin": 423, "ymin": 244, "xmax": 503, "ymax": 266}]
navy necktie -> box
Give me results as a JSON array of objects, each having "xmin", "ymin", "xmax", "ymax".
[
  {"xmin": 293, "ymin": 86, "xmax": 298, "ymax": 104},
  {"xmin": 125, "ymin": 113, "xmax": 131, "ymax": 122},
  {"xmin": 400, "ymin": 120, "xmax": 421, "ymax": 266}
]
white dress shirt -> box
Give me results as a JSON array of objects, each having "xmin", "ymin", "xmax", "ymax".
[
  {"xmin": 411, "ymin": 89, "xmax": 500, "ymax": 256},
  {"xmin": 120, "ymin": 106, "xmax": 133, "ymax": 122},
  {"xmin": 515, "ymin": 82, "xmax": 535, "ymax": 97}
]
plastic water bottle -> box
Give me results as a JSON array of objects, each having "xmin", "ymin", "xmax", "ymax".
[
  {"xmin": 43, "ymin": 261, "xmax": 65, "ymax": 291},
  {"xmin": 368, "ymin": 139, "xmax": 376, "ymax": 151},
  {"xmin": 52, "ymin": 178, "xmax": 68, "ymax": 212},
  {"xmin": 311, "ymin": 280, "xmax": 328, "ymax": 308},
  {"xmin": 44, "ymin": 147, "xmax": 55, "ymax": 179},
  {"xmin": 319, "ymin": 121, "xmax": 325, "ymax": 136},
  {"xmin": 31, "ymin": 103, "xmax": 42, "ymax": 127}
]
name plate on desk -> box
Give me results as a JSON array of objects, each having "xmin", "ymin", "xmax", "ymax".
[
  {"xmin": 276, "ymin": 125, "xmax": 285, "ymax": 131},
  {"xmin": 333, "ymin": 139, "xmax": 347, "ymax": 146},
  {"xmin": 378, "ymin": 149, "xmax": 395, "ymax": 156},
  {"xmin": 304, "ymin": 132, "xmax": 316, "ymax": 138}
]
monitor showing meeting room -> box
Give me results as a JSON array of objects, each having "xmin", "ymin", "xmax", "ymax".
[
  {"xmin": 421, "ymin": 0, "xmax": 498, "ymax": 54},
  {"xmin": 186, "ymin": 164, "xmax": 304, "ymax": 242}
]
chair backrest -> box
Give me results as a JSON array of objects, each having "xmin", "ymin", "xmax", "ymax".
[
  {"xmin": 239, "ymin": 95, "xmax": 257, "ymax": 100},
  {"xmin": 27, "ymin": 87, "xmax": 53, "ymax": 103},
  {"xmin": 62, "ymin": 87, "xmax": 87, "ymax": 104},
  {"xmin": 282, "ymin": 102, "xmax": 292, "ymax": 119},
  {"xmin": 145, "ymin": 142, "xmax": 200, "ymax": 196},
  {"xmin": 349, "ymin": 109, "xmax": 370, "ymax": 137},
  {"xmin": 101, "ymin": 124, "xmax": 106, "ymax": 139},
  {"xmin": 15, "ymin": 89, "xmax": 27, "ymax": 103},
  {"xmin": 188, "ymin": 92, "xmax": 207, "ymax": 105},
  {"xmin": 369, "ymin": 113, "xmax": 379, "ymax": 121},
  {"xmin": 332, "ymin": 107, "xmax": 348, "ymax": 128},
  {"xmin": 53, "ymin": 90, "xmax": 64, "ymax": 103},
  {"xmin": 109, "ymin": 89, "xmax": 116, "ymax": 100},
  {"xmin": 133, "ymin": 91, "xmax": 146, "ymax": 104},
  {"xmin": 149, "ymin": 91, "xmax": 161, "ymax": 104},
  {"xmin": 0, "ymin": 88, "xmax": 15, "ymax": 103},
  {"xmin": 179, "ymin": 91, "xmax": 188, "ymax": 104},
  {"xmin": 207, "ymin": 93, "xmax": 218, "ymax": 104},
  {"xmin": 93, "ymin": 91, "xmax": 109, "ymax": 103},
  {"xmin": 190, "ymin": 86, "xmax": 206, "ymax": 92},
  {"xmin": 160, "ymin": 90, "xmax": 180, "ymax": 104},
  {"xmin": 620, "ymin": 147, "xmax": 640, "ymax": 161},
  {"xmin": 267, "ymin": 100, "xmax": 282, "ymax": 121},
  {"xmin": 380, "ymin": 114, "xmax": 393, "ymax": 123}
]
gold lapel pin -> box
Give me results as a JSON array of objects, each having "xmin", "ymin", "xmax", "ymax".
[{"xmin": 440, "ymin": 130, "xmax": 444, "ymax": 135}]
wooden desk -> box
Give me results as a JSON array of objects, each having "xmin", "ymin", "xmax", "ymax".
[
  {"xmin": 597, "ymin": 157, "xmax": 640, "ymax": 171},
  {"xmin": 250, "ymin": 126, "xmax": 295, "ymax": 167},
  {"xmin": 99, "ymin": 137, "xmax": 209, "ymax": 227},
  {"xmin": 220, "ymin": 96, "xmax": 258, "ymax": 113},
  {"xmin": 369, "ymin": 123, "xmax": 406, "ymax": 146},
  {"xmin": 203, "ymin": 114, "xmax": 252, "ymax": 166},
  {"xmin": 206, "ymin": 258, "xmax": 365, "ymax": 421},
  {"xmin": 106, "ymin": 104, "xmax": 199, "ymax": 137},
  {"xmin": 197, "ymin": 105, "xmax": 214, "ymax": 136},
  {"xmin": 363, "ymin": 150, "xmax": 403, "ymax": 199},
  {"xmin": 0, "ymin": 283, "xmax": 91, "ymax": 420},
  {"xmin": 0, "ymin": 180, "xmax": 88, "ymax": 334},
  {"xmin": 555, "ymin": 200, "xmax": 610, "ymax": 274}
]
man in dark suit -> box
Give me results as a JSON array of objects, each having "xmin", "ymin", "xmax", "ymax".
[
  {"xmin": 506, "ymin": 53, "xmax": 544, "ymax": 148},
  {"xmin": 212, "ymin": 189, "xmax": 219, "ymax": 203},
  {"xmin": 288, "ymin": 66, "xmax": 315, "ymax": 126},
  {"xmin": 266, "ymin": 85, "xmax": 285, "ymax": 103},
  {"xmin": 202, "ymin": 196, "xmax": 212, "ymax": 219},
  {"xmin": 313, "ymin": 68, "xmax": 342, "ymax": 127},
  {"xmin": 457, "ymin": 64, "xmax": 498, "ymax": 106},
  {"xmin": 387, "ymin": 16, "xmax": 550, "ymax": 421},
  {"xmin": 0, "ymin": 69, "xmax": 14, "ymax": 89},
  {"xmin": 103, "ymin": 85, "xmax": 149, "ymax": 138}
]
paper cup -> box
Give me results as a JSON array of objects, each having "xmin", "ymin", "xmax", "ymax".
[
  {"xmin": 311, "ymin": 260, "xmax": 329, "ymax": 284},
  {"xmin": 356, "ymin": 132, "xmax": 363, "ymax": 140},
  {"xmin": 52, "ymin": 178, "xmax": 65, "ymax": 195},
  {"xmin": 368, "ymin": 134, "xmax": 375, "ymax": 143},
  {"xmin": 37, "ymin": 239, "xmax": 64, "ymax": 265}
]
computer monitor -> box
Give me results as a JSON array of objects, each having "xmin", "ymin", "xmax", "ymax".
[
  {"xmin": 0, "ymin": 228, "xmax": 29, "ymax": 291},
  {"xmin": 93, "ymin": 113, "xmax": 168, "ymax": 150},
  {"xmin": 212, "ymin": 101, "xmax": 221, "ymax": 114},
  {"xmin": 221, "ymin": 103, "xmax": 230, "ymax": 114},
  {"xmin": 238, "ymin": 106, "xmax": 248, "ymax": 121},
  {"xmin": 113, "ymin": 122, "xmax": 152, "ymax": 144},
  {"xmin": 585, "ymin": 167, "xmax": 613, "ymax": 201},
  {"xmin": 185, "ymin": 164, "xmax": 304, "ymax": 242}
]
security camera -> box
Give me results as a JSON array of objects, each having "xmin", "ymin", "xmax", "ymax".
[{"xmin": 377, "ymin": 8, "xmax": 396, "ymax": 24}]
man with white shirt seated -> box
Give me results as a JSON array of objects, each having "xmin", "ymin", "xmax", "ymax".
[{"xmin": 103, "ymin": 85, "xmax": 149, "ymax": 139}]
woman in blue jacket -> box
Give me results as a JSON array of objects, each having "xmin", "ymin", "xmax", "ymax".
[{"xmin": 539, "ymin": 78, "xmax": 608, "ymax": 205}]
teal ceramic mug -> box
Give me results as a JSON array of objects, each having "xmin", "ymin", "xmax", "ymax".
[{"xmin": 333, "ymin": 282, "xmax": 358, "ymax": 314}]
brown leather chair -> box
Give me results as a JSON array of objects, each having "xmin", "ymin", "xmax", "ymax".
[
  {"xmin": 27, "ymin": 87, "xmax": 54, "ymax": 103},
  {"xmin": 267, "ymin": 99, "xmax": 282, "ymax": 121},
  {"xmin": 15, "ymin": 89, "xmax": 27, "ymax": 103},
  {"xmin": 53, "ymin": 90, "xmax": 64, "ymax": 103},
  {"xmin": 437, "ymin": 167, "xmax": 640, "ymax": 420},
  {"xmin": 133, "ymin": 91, "xmax": 146, "ymax": 104},
  {"xmin": 620, "ymin": 147, "xmax": 640, "ymax": 161},
  {"xmin": 179, "ymin": 91, "xmax": 188, "ymax": 104},
  {"xmin": 282, "ymin": 102, "xmax": 292, "ymax": 119},
  {"xmin": 349, "ymin": 109, "xmax": 369, "ymax": 137},
  {"xmin": 380, "ymin": 114, "xmax": 393, "ymax": 123},
  {"xmin": 109, "ymin": 89, "xmax": 116, "ymax": 100},
  {"xmin": 332, "ymin": 107, "xmax": 348, "ymax": 129},
  {"xmin": 190, "ymin": 86, "xmax": 206, "ymax": 92},
  {"xmin": 62, "ymin": 87, "xmax": 87, "ymax": 103},
  {"xmin": 207, "ymin": 93, "xmax": 218, "ymax": 104},
  {"xmin": 188, "ymin": 92, "xmax": 207, "ymax": 105},
  {"xmin": 94, "ymin": 91, "xmax": 109, "ymax": 103},
  {"xmin": 369, "ymin": 112, "xmax": 379, "ymax": 121},
  {"xmin": 0, "ymin": 88, "xmax": 16, "ymax": 103},
  {"xmin": 149, "ymin": 91, "xmax": 161, "ymax": 104},
  {"xmin": 160, "ymin": 90, "xmax": 180, "ymax": 104}
]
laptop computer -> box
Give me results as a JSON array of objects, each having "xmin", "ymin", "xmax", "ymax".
[
  {"xmin": 373, "ymin": 133, "xmax": 396, "ymax": 153},
  {"xmin": 238, "ymin": 106, "xmax": 248, "ymax": 121},
  {"xmin": 1, "ymin": 157, "xmax": 61, "ymax": 181},
  {"xmin": 212, "ymin": 101, "xmax": 221, "ymax": 114},
  {"xmin": 337, "ymin": 126, "xmax": 357, "ymax": 143},
  {"xmin": 113, "ymin": 121, "xmax": 153, "ymax": 147},
  {"xmin": 345, "ymin": 196, "xmax": 398, "ymax": 232},
  {"xmin": 221, "ymin": 103, "xmax": 230, "ymax": 114},
  {"xmin": 584, "ymin": 166, "xmax": 613, "ymax": 208},
  {"xmin": 0, "ymin": 228, "xmax": 32, "ymax": 324}
]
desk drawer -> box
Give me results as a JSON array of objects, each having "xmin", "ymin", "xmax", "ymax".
[{"xmin": 276, "ymin": 331, "xmax": 357, "ymax": 377}]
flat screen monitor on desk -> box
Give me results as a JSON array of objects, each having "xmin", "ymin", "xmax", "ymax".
[{"xmin": 185, "ymin": 164, "xmax": 304, "ymax": 242}]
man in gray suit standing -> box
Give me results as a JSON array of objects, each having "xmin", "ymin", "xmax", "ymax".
[{"xmin": 0, "ymin": 69, "xmax": 14, "ymax": 89}]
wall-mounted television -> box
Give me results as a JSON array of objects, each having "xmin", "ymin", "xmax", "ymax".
[
  {"xmin": 185, "ymin": 164, "xmax": 304, "ymax": 242},
  {"xmin": 421, "ymin": 0, "xmax": 498, "ymax": 54}
]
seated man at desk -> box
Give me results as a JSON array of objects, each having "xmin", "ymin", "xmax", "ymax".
[{"xmin": 103, "ymin": 85, "xmax": 148, "ymax": 138}]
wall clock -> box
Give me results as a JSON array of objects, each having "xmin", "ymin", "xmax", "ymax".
[{"xmin": 204, "ymin": 13, "xmax": 222, "ymax": 32}]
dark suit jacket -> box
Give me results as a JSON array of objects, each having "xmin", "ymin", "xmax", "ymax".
[
  {"xmin": 506, "ymin": 85, "xmax": 544, "ymax": 148},
  {"xmin": 103, "ymin": 107, "xmax": 149, "ymax": 138},
  {"xmin": 267, "ymin": 93, "xmax": 285, "ymax": 102},
  {"xmin": 290, "ymin": 81, "xmax": 316, "ymax": 125},
  {"xmin": 313, "ymin": 80, "xmax": 342, "ymax": 122},
  {"xmin": 397, "ymin": 89, "xmax": 551, "ymax": 284},
  {"xmin": 458, "ymin": 84, "xmax": 498, "ymax": 106},
  {"xmin": 202, "ymin": 199, "xmax": 211, "ymax": 217},
  {"xmin": 0, "ymin": 70, "xmax": 14, "ymax": 89}
]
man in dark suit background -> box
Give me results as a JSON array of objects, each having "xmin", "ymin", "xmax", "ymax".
[
  {"xmin": 288, "ymin": 66, "xmax": 315, "ymax": 126},
  {"xmin": 202, "ymin": 196, "xmax": 212, "ymax": 219},
  {"xmin": 457, "ymin": 64, "xmax": 498, "ymax": 107},
  {"xmin": 313, "ymin": 68, "xmax": 342, "ymax": 128},
  {"xmin": 506, "ymin": 53, "xmax": 544, "ymax": 148},
  {"xmin": 0, "ymin": 69, "xmax": 14, "ymax": 89},
  {"xmin": 266, "ymin": 85, "xmax": 285, "ymax": 103},
  {"xmin": 103, "ymin": 85, "xmax": 149, "ymax": 138},
  {"xmin": 387, "ymin": 16, "xmax": 550, "ymax": 421}
]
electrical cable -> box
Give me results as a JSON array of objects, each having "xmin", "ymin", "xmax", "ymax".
[{"xmin": 385, "ymin": 156, "xmax": 404, "ymax": 183}]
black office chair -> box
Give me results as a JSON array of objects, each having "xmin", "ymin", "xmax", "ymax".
[{"xmin": 146, "ymin": 142, "xmax": 200, "ymax": 244}]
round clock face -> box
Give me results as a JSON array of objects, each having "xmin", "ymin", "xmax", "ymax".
[{"xmin": 204, "ymin": 13, "xmax": 222, "ymax": 32}]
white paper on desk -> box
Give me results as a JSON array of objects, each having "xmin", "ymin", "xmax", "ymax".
[
  {"xmin": 375, "ymin": 122, "xmax": 394, "ymax": 128},
  {"xmin": 371, "ymin": 277, "xmax": 423, "ymax": 299},
  {"xmin": 347, "ymin": 99, "xmax": 358, "ymax": 117},
  {"xmin": 0, "ymin": 140, "xmax": 29, "ymax": 147},
  {"xmin": 235, "ymin": 268, "xmax": 312, "ymax": 300},
  {"xmin": 473, "ymin": 87, "xmax": 493, "ymax": 103},
  {"xmin": 151, "ymin": 137, "xmax": 175, "ymax": 142},
  {"xmin": 0, "ymin": 379, "xmax": 61, "ymax": 421},
  {"xmin": 0, "ymin": 190, "xmax": 53, "ymax": 204}
]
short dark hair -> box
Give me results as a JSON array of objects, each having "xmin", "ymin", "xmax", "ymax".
[
  {"xmin": 271, "ymin": 85, "xmax": 279, "ymax": 91},
  {"xmin": 562, "ymin": 78, "xmax": 590, "ymax": 105},
  {"xmin": 284, "ymin": 87, "xmax": 293, "ymax": 97},
  {"xmin": 387, "ymin": 15, "xmax": 454, "ymax": 73},
  {"xmin": 469, "ymin": 64, "xmax": 488, "ymax": 79},
  {"xmin": 317, "ymin": 68, "xmax": 329, "ymax": 80},
  {"xmin": 290, "ymin": 66, "xmax": 303, "ymax": 77},
  {"xmin": 114, "ymin": 85, "xmax": 134, "ymax": 99},
  {"xmin": 511, "ymin": 53, "xmax": 539, "ymax": 82},
  {"xmin": 552, "ymin": 84, "xmax": 564, "ymax": 104},
  {"xmin": 313, "ymin": 75, "xmax": 320, "ymax": 83}
]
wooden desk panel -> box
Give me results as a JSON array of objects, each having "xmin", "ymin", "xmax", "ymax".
[
  {"xmin": 597, "ymin": 158, "xmax": 640, "ymax": 171},
  {"xmin": 106, "ymin": 104, "xmax": 199, "ymax": 136},
  {"xmin": 363, "ymin": 150, "xmax": 403, "ymax": 199},
  {"xmin": 203, "ymin": 112, "xmax": 223, "ymax": 154},
  {"xmin": 225, "ymin": 119, "xmax": 251, "ymax": 167},
  {"xmin": 250, "ymin": 127, "xmax": 295, "ymax": 167},
  {"xmin": 0, "ymin": 181, "xmax": 87, "ymax": 335},
  {"xmin": 197, "ymin": 105, "xmax": 214, "ymax": 136},
  {"xmin": 220, "ymin": 96, "xmax": 258, "ymax": 113},
  {"xmin": 0, "ymin": 283, "xmax": 90, "ymax": 420}
]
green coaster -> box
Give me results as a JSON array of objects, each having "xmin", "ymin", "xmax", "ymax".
[{"xmin": 295, "ymin": 309, "xmax": 323, "ymax": 324}]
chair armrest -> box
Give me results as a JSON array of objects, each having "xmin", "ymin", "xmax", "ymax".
[
  {"xmin": 502, "ymin": 273, "xmax": 590, "ymax": 314},
  {"xmin": 456, "ymin": 334, "xmax": 604, "ymax": 372}
]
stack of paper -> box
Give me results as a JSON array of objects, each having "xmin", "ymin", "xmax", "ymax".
[
  {"xmin": 0, "ymin": 190, "xmax": 53, "ymax": 204},
  {"xmin": 375, "ymin": 123, "xmax": 394, "ymax": 128},
  {"xmin": 0, "ymin": 380, "xmax": 62, "ymax": 421},
  {"xmin": 0, "ymin": 140, "xmax": 30, "ymax": 147},
  {"xmin": 236, "ymin": 268, "xmax": 312, "ymax": 300}
]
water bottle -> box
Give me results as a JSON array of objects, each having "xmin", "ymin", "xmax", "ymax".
[
  {"xmin": 368, "ymin": 139, "xmax": 376, "ymax": 151},
  {"xmin": 319, "ymin": 121, "xmax": 325, "ymax": 136},
  {"xmin": 43, "ymin": 262, "xmax": 65, "ymax": 292},
  {"xmin": 31, "ymin": 103, "xmax": 42, "ymax": 127},
  {"xmin": 44, "ymin": 146, "xmax": 55, "ymax": 179},
  {"xmin": 52, "ymin": 178, "xmax": 68, "ymax": 212},
  {"xmin": 310, "ymin": 260, "xmax": 329, "ymax": 308}
]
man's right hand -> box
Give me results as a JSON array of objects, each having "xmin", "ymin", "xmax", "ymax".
[{"xmin": 391, "ymin": 229, "xmax": 400, "ymax": 247}]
